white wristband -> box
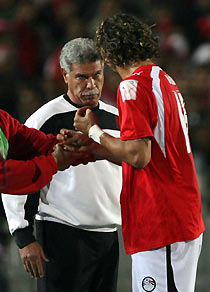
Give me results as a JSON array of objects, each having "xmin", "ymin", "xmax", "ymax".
[{"xmin": 88, "ymin": 124, "xmax": 104, "ymax": 143}]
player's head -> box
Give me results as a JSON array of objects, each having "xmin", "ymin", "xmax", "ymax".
[
  {"xmin": 60, "ymin": 38, "xmax": 104, "ymax": 107},
  {"xmin": 95, "ymin": 12, "xmax": 160, "ymax": 70}
]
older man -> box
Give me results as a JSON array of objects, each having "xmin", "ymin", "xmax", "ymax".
[{"xmin": 2, "ymin": 38, "xmax": 122, "ymax": 292}]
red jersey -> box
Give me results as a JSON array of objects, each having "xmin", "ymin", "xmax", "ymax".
[
  {"xmin": 0, "ymin": 110, "xmax": 57, "ymax": 194},
  {"xmin": 118, "ymin": 64, "xmax": 205, "ymax": 254}
]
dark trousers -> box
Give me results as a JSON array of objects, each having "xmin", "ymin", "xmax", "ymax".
[{"xmin": 36, "ymin": 220, "xmax": 119, "ymax": 292}]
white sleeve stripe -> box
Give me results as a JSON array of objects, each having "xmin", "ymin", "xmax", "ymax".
[{"xmin": 151, "ymin": 66, "xmax": 166, "ymax": 157}]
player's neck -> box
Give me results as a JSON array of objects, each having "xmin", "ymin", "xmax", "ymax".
[{"xmin": 116, "ymin": 59, "xmax": 153, "ymax": 79}]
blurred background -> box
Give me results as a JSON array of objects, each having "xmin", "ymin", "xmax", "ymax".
[{"xmin": 0, "ymin": 0, "xmax": 209, "ymax": 291}]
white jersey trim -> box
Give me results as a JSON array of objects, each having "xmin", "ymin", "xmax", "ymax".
[{"xmin": 151, "ymin": 66, "xmax": 166, "ymax": 157}]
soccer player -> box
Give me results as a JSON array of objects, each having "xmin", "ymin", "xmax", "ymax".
[
  {"xmin": 73, "ymin": 13, "xmax": 205, "ymax": 292},
  {"xmin": 0, "ymin": 109, "xmax": 89, "ymax": 194},
  {"xmin": 2, "ymin": 38, "xmax": 122, "ymax": 292}
]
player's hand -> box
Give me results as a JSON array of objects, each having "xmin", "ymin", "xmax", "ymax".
[
  {"xmin": 19, "ymin": 241, "xmax": 48, "ymax": 278},
  {"xmin": 74, "ymin": 107, "xmax": 98, "ymax": 134},
  {"xmin": 56, "ymin": 129, "xmax": 75, "ymax": 143},
  {"xmin": 52, "ymin": 143, "xmax": 93, "ymax": 169},
  {"xmin": 57, "ymin": 129, "xmax": 92, "ymax": 150}
]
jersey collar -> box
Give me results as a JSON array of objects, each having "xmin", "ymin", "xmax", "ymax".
[{"xmin": 63, "ymin": 94, "xmax": 99, "ymax": 110}]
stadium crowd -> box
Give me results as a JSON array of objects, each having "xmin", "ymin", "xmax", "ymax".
[{"xmin": 0, "ymin": 0, "xmax": 209, "ymax": 291}]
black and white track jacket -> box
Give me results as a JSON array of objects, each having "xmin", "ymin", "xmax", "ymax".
[{"xmin": 2, "ymin": 94, "xmax": 122, "ymax": 248}]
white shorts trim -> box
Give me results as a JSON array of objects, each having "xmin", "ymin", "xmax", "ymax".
[{"xmin": 131, "ymin": 234, "xmax": 203, "ymax": 292}]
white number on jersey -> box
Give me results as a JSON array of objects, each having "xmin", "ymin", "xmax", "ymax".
[{"xmin": 173, "ymin": 91, "xmax": 191, "ymax": 153}]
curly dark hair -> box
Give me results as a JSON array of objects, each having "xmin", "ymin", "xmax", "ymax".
[{"xmin": 95, "ymin": 12, "xmax": 160, "ymax": 69}]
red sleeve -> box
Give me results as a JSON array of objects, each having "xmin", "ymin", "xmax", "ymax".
[
  {"xmin": 0, "ymin": 155, "xmax": 57, "ymax": 194},
  {"xmin": 0, "ymin": 110, "xmax": 58, "ymax": 194},
  {"xmin": 8, "ymin": 119, "xmax": 57, "ymax": 160},
  {"xmin": 0, "ymin": 109, "xmax": 57, "ymax": 159},
  {"xmin": 117, "ymin": 79, "xmax": 157, "ymax": 141}
]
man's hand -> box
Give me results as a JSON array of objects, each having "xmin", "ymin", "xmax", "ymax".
[
  {"xmin": 73, "ymin": 107, "xmax": 98, "ymax": 134},
  {"xmin": 52, "ymin": 143, "xmax": 94, "ymax": 169},
  {"xmin": 19, "ymin": 242, "xmax": 48, "ymax": 278},
  {"xmin": 57, "ymin": 129, "xmax": 92, "ymax": 151}
]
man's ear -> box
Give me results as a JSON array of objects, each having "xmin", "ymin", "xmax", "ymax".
[{"xmin": 61, "ymin": 68, "xmax": 68, "ymax": 84}]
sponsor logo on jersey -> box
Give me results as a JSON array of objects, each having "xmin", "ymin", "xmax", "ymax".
[
  {"xmin": 120, "ymin": 79, "xmax": 138, "ymax": 102},
  {"xmin": 142, "ymin": 276, "xmax": 156, "ymax": 291},
  {"xmin": 0, "ymin": 127, "xmax": 9, "ymax": 159}
]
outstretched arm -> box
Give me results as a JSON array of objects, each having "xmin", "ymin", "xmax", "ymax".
[
  {"xmin": 58, "ymin": 129, "xmax": 122, "ymax": 166},
  {"xmin": 0, "ymin": 154, "xmax": 57, "ymax": 194},
  {"xmin": 73, "ymin": 107, "xmax": 151, "ymax": 169},
  {"xmin": 0, "ymin": 145, "xmax": 93, "ymax": 195}
]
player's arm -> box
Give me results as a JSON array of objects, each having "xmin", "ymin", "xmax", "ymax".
[
  {"xmin": 92, "ymin": 139, "xmax": 123, "ymax": 165},
  {"xmin": 1, "ymin": 145, "xmax": 92, "ymax": 195},
  {"xmin": 0, "ymin": 155, "xmax": 57, "ymax": 194},
  {"xmin": 74, "ymin": 107, "xmax": 151, "ymax": 169},
  {"xmin": 8, "ymin": 118, "xmax": 57, "ymax": 159},
  {"xmin": 98, "ymin": 134, "xmax": 150, "ymax": 168},
  {"xmin": 58, "ymin": 129, "xmax": 122, "ymax": 166}
]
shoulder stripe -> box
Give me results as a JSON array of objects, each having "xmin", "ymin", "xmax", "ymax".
[
  {"xmin": 99, "ymin": 100, "xmax": 119, "ymax": 116},
  {"xmin": 25, "ymin": 95, "xmax": 77, "ymax": 129},
  {"xmin": 151, "ymin": 66, "xmax": 166, "ymax": 157}
]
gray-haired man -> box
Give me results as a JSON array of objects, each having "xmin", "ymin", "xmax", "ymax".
[{"xmin": 2, "ymin": 38, "xmax": 122, "ymax": 292}]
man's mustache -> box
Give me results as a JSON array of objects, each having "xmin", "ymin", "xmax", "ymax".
[{"xmin": 82, "ymin": 90, "xmax": 99, "ymax": 96}]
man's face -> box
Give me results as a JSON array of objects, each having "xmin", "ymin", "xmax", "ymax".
[{"xmin": 62, "ymin": 61, "xmax": 104, "ymax": 107}]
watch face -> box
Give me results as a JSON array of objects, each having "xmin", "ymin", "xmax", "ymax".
[{"xmin": 142, "ymin": 276, "xmax": 156, "ymax": 291}]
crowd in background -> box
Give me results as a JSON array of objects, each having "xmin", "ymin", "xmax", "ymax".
[{"xmin": 0, "ymin": 0, "xmax": 209, "ymax": 291}]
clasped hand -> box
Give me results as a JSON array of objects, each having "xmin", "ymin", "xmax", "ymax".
[
  {"xmin": 57, "ymin": 129, "xmax": 92, "ymax": 152},
  {"xmin": 52, "ymin": 130, "xmax": 94, "ymax": 170},
  {"xmin": 52, "ymin": 107, "xmax": 99, "ymax": 170}
]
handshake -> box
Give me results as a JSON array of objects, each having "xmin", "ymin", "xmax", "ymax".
[
  {"xmin": 52, "ymin": 106, "xmax": 103, "ymax": 171},
  {"xmin": 51, "ymin": 129, "xmax": 96, "ymax": 171}
]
